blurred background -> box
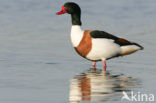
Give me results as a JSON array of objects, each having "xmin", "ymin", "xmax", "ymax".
[{"xmin": 0, "ymin": 0, "xmax": 155, "ymax": 103}]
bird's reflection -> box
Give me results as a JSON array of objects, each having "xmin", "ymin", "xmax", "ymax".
[{"xmin": 69, "ymin": 69, "xmax": 140, "ymax": 103}]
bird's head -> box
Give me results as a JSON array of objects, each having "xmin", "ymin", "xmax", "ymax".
[{"xmin": 56, "ymin": 2, "xmax": 81, "ymax": 15}]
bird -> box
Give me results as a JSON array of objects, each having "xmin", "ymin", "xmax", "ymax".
[{"xmin": 56, "ymin": 2, "xmax": 143, "ymax": 71}]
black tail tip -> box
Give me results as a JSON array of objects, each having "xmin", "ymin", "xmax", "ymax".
[{"xmin": 133, "ymin": 43, "xmax": 144, "ymax": 50}]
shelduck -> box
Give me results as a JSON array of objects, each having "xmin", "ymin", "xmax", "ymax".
[{"xmin": 56, "ymin": 2, "xmax": 143, "ymax": 71}]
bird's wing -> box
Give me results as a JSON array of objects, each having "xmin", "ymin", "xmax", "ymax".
[{"xmin": 90, "ymin": 30, "xmax": 133, "ymax": 46}]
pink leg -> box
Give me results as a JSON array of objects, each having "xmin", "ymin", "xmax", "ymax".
[
  {"xmin": 103, "ymin": 61, "xmax": 107, "ymax": 71},
  {"xmin": 92, "ymin": 61, "xmax": 96, "ymax": 69}
]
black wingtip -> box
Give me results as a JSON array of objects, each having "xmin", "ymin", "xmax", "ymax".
[{"xmin": 133, "ymin": 43, "xmax": 144, "ymax": 50}]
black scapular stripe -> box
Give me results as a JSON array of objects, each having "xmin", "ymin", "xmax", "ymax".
[{"xmin": 90, "ymin": 30, "xmax": 134, "ymax": 46}]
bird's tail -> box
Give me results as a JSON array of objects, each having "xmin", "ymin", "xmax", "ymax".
[
  {"xmin": 120, "ymin": 43, "xmax": 143, "ymax": 56},
  {"xmin": 132, "ymin": 42, "xmax": 144, "ymax": 50}
]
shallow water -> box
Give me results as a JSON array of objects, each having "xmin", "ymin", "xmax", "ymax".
[{"xmin": 0, "ymin": 0, "xmax": 156, "ymax": 103}]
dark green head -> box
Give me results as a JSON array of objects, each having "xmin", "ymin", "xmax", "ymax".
[{"xmin": 56, "ymin": 2, "xmax": 82, "ymax": 25}]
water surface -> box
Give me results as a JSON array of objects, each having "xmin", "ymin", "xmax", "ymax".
[{"xmin": 69, "ymin": 69, "xmax": 140, "ymax": 102}]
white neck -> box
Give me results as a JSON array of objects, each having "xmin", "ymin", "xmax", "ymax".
[{"xmin": 71, "ymin": 25, "xmax": 84, "ymax": 47}]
